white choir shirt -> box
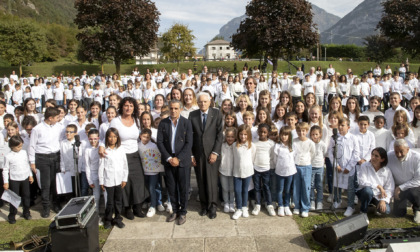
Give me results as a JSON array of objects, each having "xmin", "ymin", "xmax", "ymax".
[
  {"xmin": 104, "ymin": 87, "xmax": 114, "ymax": 101},
  {"xmin": 220, "ymin": 142, "xmax": 234, "ymax": 176},
  {"xmin": 2, "ymin": 150, "xmax": 31, "ymax": 183},
  {"xmin": 314, "ymin": 81, "xmax": 325, "ymax": 96},
  {"xmin": 23, "ymin": 91, "xmax": 31, "ymax": 101},
  {"xmin": 280, "ymin": 78, "xmax": 290, "ymax": 91},
  {"xmin": 143, "ymin": 88, "xmax": 154, "ymax": 102},
  {"xmin": 28, "ymin": 121, "xmax": 61, "ymax": 164},
  {"xmin": 360, "ymin": 82, "xmax": 370, "ymax": 97},
  {"xmin": 273, "ymin": 143, "xmax": 296, "ymax": 177},
  {"xmin": 387, "ymin": 149, "xmax": 420, "ymax": 191},
  {"xmin": 12, "ymin": 89, "xmax": 23, "ymax": 105},
  {"xmin": 350, "ymin": 84, "xmax": 362, "ymax": 96},
  {"xmin": 99, "ymin": 146, "xmax": 128, "ymax": 187},
  {"xmin": 85, "ymin": 146, "xmax": 100, "ymax": 185},
  {"xmin": 59, "ymin": 138, "xmax": 83, "ymax": 175},
  {"xmin": 391, "ymin": 79, "xmax": 403, "ymax": 94},
  {"xmin": 303, "ymin": 81, "xmax": 315, "ymax": 95},
  {"xmin": 328, "ymin": 132, "xmax": 360, "ymax": 177},
  {"xmin": 44, "ymin": 87, "xmax": 53, "ymax": 100},
  {"xmin": 53, "ymin": 86, "xmax": 64, "ymax": 101},
  {"xmin": 73, "ymin": 85, "xmax": 83, "ymax": 100},
  {"xmin": 363, "ymin": 111, "xmax": 384, "ymax": 125},
  {"xmin": 99, "ymin": 121, "xmax": 110, "ymax": 142},
  {"xmin": 370, "ymin": 84, "xmax": 383, "ymax": 99},
  {"xmin": 357, "ymin": 162, "xmax": 394, "ymax": 203},
  {"xmin": 368, "ymin": 126, "xmax": 393, "ymax": 151},
  {"xmin": 253, "ymin": 140, "xmax": 275, "ymax": 172},
  {"xmin": 31, "ymin": 85, "xmax": 43, "ymax": 101},
  {"xmin": 64, "ymin": 88, "xmax": 73, "ymax": 100},
  {"xmin": 384, "ymin": 105, "xmax": 411, "ymax": 129},
  {"xmin": 232, "ymin": 142, "xmax": 256, "ymax": 178},
  {"xmin": 382, "ymin": 80, "xmax": 392, "ymax": 93},
  {"xmin": 312, "ymin": 140, "xmax": 327, "ymax": 168},
  {"xmin": 352, "ymin": 129, "xmax": 375, "ymax": 161},
  {"xmin": 288, "ymin": 83, "xmax": 302, "ymax": 97},
  {"xmin": 82, "ymin": 88, "xmax": 93, "ymax": 99},
  {"xmin": 326, "ymin": 68, "xmax": 335, "ymax": 76},
  {"xmin": 293, "ymin": 138, "xmax": 316, "ymax": 166},
  {"xmin": 373, "ymin": 68, "xmax": 382, "ymax": 76},
  {"xmin": 367, "ymin": 77, "xmax": 375, "ymax": 86},
  {"xmin": 92, "ymin": 89, "xmax": 104, "ymax": 104},
  {"xmin": 10, "ymin": 74, "xmax": 18, "ymax": 82},
  {"xmin": 133, "ymin": 88, "xmax": 142, "ymax": 100},
  {"xmin": 108, "ymin": 116, "xmax": 140, "ymax": 154}
]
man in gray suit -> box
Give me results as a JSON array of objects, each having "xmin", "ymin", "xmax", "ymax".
[{"xmin": 189, "ymin": 92, "xmax": 223, "ymax": 219}]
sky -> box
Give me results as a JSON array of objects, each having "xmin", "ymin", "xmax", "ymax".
[{"xmin": 155, "ymin": 0, "xmax": 365, "ymax": 50}]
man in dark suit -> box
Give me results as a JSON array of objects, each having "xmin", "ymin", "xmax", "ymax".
[
  {"xmin": 188, "ymin": 92, "xmax": 223, "ymax": 219},
  {"xmin": 157, "ymin": 99, "xmax": 193, "ymax": 225}
]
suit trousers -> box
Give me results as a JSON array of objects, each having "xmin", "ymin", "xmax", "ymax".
[
  {"xmin": 35, "ymin": 152, "xmax": 60, "ymax": 209},
  {"xmin": 194, "ymin": 155, "xmax": 219, "ymax": 209},
  {"xmin": 165, "ymin": 165, "xmax": 190, "ymax": 215}
]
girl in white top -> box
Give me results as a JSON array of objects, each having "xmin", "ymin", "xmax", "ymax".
[
  {"xmin": 73, "ymin": 79, "xmax": 83, "ymax": 101},
  {"xmin": 99, "ymin": 106, "xmax": 117, "ymax": 142},
  {"xmin": 82, "ymin": 83, "xmax": 93, "ymax": 106},
  {"xmin": 269, "ymin": 78, "xmax": 281, "ymax": 105},
  {"xmin": 309, "ymin": 126, "xmax": 327, "ymax": 211},
  {"xmin": 230, "ymin": 76, "xmax": 244, "ymax": 100},
  {"xmin": 314, "ymin": 74, "xmax": 325, "ymax": 106},
  {"xmin": 31, "ymin": 79, "xmax": 43, "ymax": 110},
  {"xmin": 138, "ymin": 129, "xmax": 164, "ymax": 218},
  {"xmin": 87, "ymin": 101, "xmax": 102, "ymax": 129},
  {"xmin": 219, "ymin": 127, "xmax": 236, "ymax": 213},
  {"xmin": 84, "ymin": 129, "xmax": 106, "ymax": 213},
  {"xmin": 288, "ymin": 76, "xmax": 303, "ymax": 101},
  {"xmin": 272, "ymin": 104, "xmax": 286, "ymax": 131},
  {"xmin": 410, "ymin": 105, "xmax": 420, "ymax": 147},
  {"xmin": 64, "ymin": 99, "xmax": 78, "ymax": 125},
  {"xmin": 143, "ymin": 81, "xmax": 155, "ymax": 108},
  {"xmin": 19, "ymin": 98, "xmax": 42, "ymax": 125},
  {"xmin": 3, "ymin": 136, "xmax": 33, "ymax": 223},
  {"xmin": 231, "ymin": 124, "xmax": 256, "ymax": 220},
  {"xmin": 99, "ymin": 127, "xmax": 128, "ymax": 229},
  {"xmin": 364, "ymin": 96, "xmax": 384, "ymax": 124},
  {"xmin": 251, "ymin": 124, "xmax": 276, "ymax": 216},
  {"xmin": 140, "ymin": 111, "xmax": 157, "ymax": 142},
  {"xmin": 92, "ymin": 83, "xmax": 104, "ymax": 105},
  {"xmin": 273, "ymin": 126, "xmax": 296, "ymax": 217},
  {"xmin": 368, "ymin": 116, "xmax": 393, "ymax": 151},
  {"xmin": 344, "ymin": 97, "xmax": 362, "ymax": 132},
  {"xmin": 23, "ymin": 86, "xmax": 31, "ymax": 101},
  {"xmin": 308, "ymin": 105, "xmax": 328, "ymax": 144}
]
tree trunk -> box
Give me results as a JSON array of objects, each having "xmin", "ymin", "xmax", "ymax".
[
  {"xmin": 115, "ymin": 59, "xmax": 121, "ymax": 77},
  {"xmin": 272, "ymin": 57, "xmax": 278, "ymax": 71},
  {"xmin": 19, "ymin": 63, "xmax": 22, "ymax": 77},
  {"xmin": 101, "ymin": 63, "xmax": 104, "ymax": 74}
]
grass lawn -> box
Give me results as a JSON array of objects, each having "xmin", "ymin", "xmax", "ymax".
[
  {"xmin": 1, "ymin": 59, "xmax": 420, "ymax": 77},
  {"xmin": 293, "ymin": 209, "xmax": 418, "ymax": 251},
  {"xmin": 0, "ymin": 219, "xmax": 112, "ymax": 250}
]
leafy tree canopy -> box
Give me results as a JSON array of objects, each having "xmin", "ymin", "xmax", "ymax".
[{"xmin": 161, "ymin": 23, "xmax": 196, "ymax": 66}]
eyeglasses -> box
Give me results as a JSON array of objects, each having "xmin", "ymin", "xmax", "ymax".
[{"xmin": 65, "ymin": 131, "xmax": 75, "ymax": 134}]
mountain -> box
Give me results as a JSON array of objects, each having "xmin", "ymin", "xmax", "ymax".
[
  {"xmin": 0, "ymin": 0, "xmax": 76, "ymax": 26},
  {"xmin": 214, "ymin": 4, "xmax": 340, "ymax": 43},
  {"xmin": 320, "ymin": 0, "xmax": 385, "ymax": 45}
]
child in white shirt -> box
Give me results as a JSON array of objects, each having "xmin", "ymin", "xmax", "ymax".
[
  {"xmin": 220, "ymin": 127, "xmax": 236, "ymax": 213},
  {"xmin": 53, "ymin": 81, "xmax": 64, "ymax": 106},
  {"xmin": 92, "ymin": 83, "xmax": 104, "ymax": 105},
  {"xmin": 309, "ymin": 126, "xmax": 327, "ymax": 211},
  {"xmin": 143, "ymin": 81, "xmax": 154, "ymax": 109},
  {"xmin": 99, "ymin": 106, "xmax": 117, "ymax": 142},
  {"xmin": 12, "ymin": 84, "xmax": 23, "ymax": 106},
  {"xmin": 23, "ymin": 86, "xmax": 32, "ymax": 101},
  {"xmin": 369, "ymin": 115, "xmax": 393, "ymax": 151},
  {"xmin": 3, "ymin": 136, "xmax": 33, "ymax": 223}
]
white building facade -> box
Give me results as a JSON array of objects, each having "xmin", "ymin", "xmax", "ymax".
[{"xmin": 205, "ymin": 40, "xmax": 236, "ymax": 60}]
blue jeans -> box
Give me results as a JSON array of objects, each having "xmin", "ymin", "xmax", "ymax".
[
  {"xmin": 80, "ymin": 171, "xmax": 89, "ymax": 197},
  {"xmin": 147, "ymin": 100, "xmax": 153, "ymax": 110},
  {"xmin": 105, "ymin": 100, "xmax": 109, "ymax": 110},
  {"xmin": 325, "ymin": 158, "xmax": 333, "ymax": 193},
  {"xmin": 269, "ymin": 169, "xmax": 277, "ymax": 203},
  {"xmin": 56, "ymin": 100, "xmax": 63, "ymax": 106},
  {"xmin": 333, "ymin": 174, "xmax": 355, "ymax": 208},
  {"xmin": 145, "ymin": 174, "xmax": 162, "ymax": 208},
  {"xmin": 356, "ymin": 187, "xmax": 391, "ymax": 214},
  {"xmin": 311, "ymin": 167, "xmax": 324, "ymax": 204},
  {"xmin": 276, "ymin": 174, "xmax": 293, "ymax": 207},
  {"xmin": 234, "ymin": 176, "xmax": 252, "ymax": 209},
  {"xmin": 252, "ymin": 170, "xmax": 272, "ymax": 205},
  {"xmin": 293, "ymin": 165, "xmax": 312, "ymax": 212}
]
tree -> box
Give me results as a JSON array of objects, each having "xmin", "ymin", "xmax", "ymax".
[
  {"xmin": 378, "ymin": 0, "xmax": 420, "ymax": 56},
  {"xmin": 161, "ymin": 23, "xmax": 196, "ymax": 68},
  {"xmin": 231, "ymin": 0, "xmax": 318, "ymax": 71},
  {"xmin": 0, "ymin": 15, "xmax": 47, "ymax": 75},
  {"xmin": 364, "ymin": 35, "xmax": 396, "ymax": 64},
  {"xmin": 210, "ymin": 35, "xmax": 226, "ymax": 42},
  {"xmin": 74, "ymin": 0, "xmax": 160, "ymax": 75}
]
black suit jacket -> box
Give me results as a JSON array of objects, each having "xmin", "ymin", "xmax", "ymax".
[
  {"xmin": 157, "ymin": 116, "xmax": 193, "ymax": 168},
  {"xmin": 188, "ymin": 108, "xmax": 223, "ymax": 160}
]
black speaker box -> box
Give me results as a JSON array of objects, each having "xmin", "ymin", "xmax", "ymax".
[
  {"xmin": 312, "ymin": 213, "xmax": 368, "ymax": 250},
  {"xmin": 50, "ymin": 212, "xmax": 99, "ymax": 252}
]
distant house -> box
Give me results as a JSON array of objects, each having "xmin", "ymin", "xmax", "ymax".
[
  {"xmin": 204, "ymin": 40, "xmax": 236, "ymax": 60},
  {"xmin": 135, "ymin": 47, "xmax": 160, "ymax": 65}
]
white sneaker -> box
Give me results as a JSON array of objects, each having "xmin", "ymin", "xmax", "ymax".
[
  {"xmin": 278, "ymin": 206, "xmax": 285, "ymax": 217},
  {"xmin": 232, "ymin": 209, "xmax": 242, "ymax": 220},
  {"xmin": 157, "ymin": 204, "xmax": 165, "ymax": 212},
  {"xmin": 252, "ymin": 204, "xmax": 261, "ymax": 216},
  {"xmin": 363, "ymin": 213, "xmax": 369, "ymax": 224},
  {"xmin": 327, "ymin": 194, "xmax": 333, "ymax": 203},
  {"xmin": 301, "ymin": 211, "xmax": 309, "ymax": 218},
  {"xmin": 414, "ymin": 211, "xmax": 420, "ymax": 224},
  {"xmin": 333, "ymin": 201, "xmax": 341, "ymax": 209},
  {"xmin": 267, "ymin": 205, "xmax": 276, "ymax": 216},
  {"xmin": 166, "ymin": 203, "xmax": 173, "ymax": 214},
  {"xmin": 343, "ymin": 207, "xmax": 355, "ymax": 217},
  {"xmin": 316, "ymin": 202, "xmax": 323, "ymax": 210},
  {"xmin": 146, "ymin": 207, "xmax": 156, "ymax": 217},
  {"xmin": 224, "ymin": 204, "xmax": 230, "ymax": 213},
  {"xmin": 354, "ymin": 196, "xmax": 358, "ymax": 205},
  {"xmin": 293, "ymin": 209, "xmax": 300, "ymax": 215},
  {"xmin": 284, "ymin": 207, "xmax": 293, "ymax": 216},
  {"xmin": 290, "ymin": 200, "xmax": 295, "ymax": 209},
  {"xmin": 98, "ymin": 219, "xmax": 104, "ymax": 226},
  {"xmin": 310, "ymin": 201, "xmax": 316, "ymax": 211},
  {"xmin": 229, "ymin": 203, "xmax": 235, "ymax": 213},
  {"xmin": 242, "ymin": 207, "xmax": 249, "ymax": 218}
]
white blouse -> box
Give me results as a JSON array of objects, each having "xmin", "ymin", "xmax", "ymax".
[
  {"xmin": 3, "ymin": 150, "xmax": 31, "ymax": 183},
  {"xmin": 273, "ymin": 143, "xmax": 296, "ymax": 177},
  {"xmin": 85, "ymin": 146, "xmax": 100, "ymax": 185},
  {"xmin": 219, "ymin": 142, "xmax": 234, "ymax": 176},
  {"xmin": 99, "ymin": 147, "xmax": 128, "ymax": 187},
  {"xmin": 232, "ymin": 142, "xmax": 256, "ymax": 178}
]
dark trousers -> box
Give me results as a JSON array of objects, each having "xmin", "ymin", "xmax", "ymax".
[
  {"xmin": 195, "ymin": 156, "xmax": 218, "ymax": 210},
  {"xmin": 35, "ymin": 152, "xmax": 60, "ymax": 209},
  {"xmin": 383, "ymin": 92, "xmax": 390, "ymax": 111},
  {"xmin": 9, "ymin": 178, "xmax": 30, "ymax": 219},
  {"xmin": 393, "ymin": 186, "xmax": 420, "ymax": 217},
  {"xmin": 325, "ymin": 158, "xmax": 333, "ymax": 193},
  {"xmin": 252, "ymin": 170, "xmax": 272, "ymax": 205},
  {"xmin": 105, "ymin": 185, "xmax": 123, "ymax": 223},
  {"xmin": 356, "ymin": 187, "xmax": 390, "ymax": 214},
  {"xmin": 165, "ymin": 165, "xmax": 190, "ymax": 215},
  {"xmin": 292, "ymin": 96, "xmax": 301, "ymax": 107}
]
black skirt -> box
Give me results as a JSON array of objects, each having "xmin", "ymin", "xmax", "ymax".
[{"xmin": 122, "ymin": 152, "xmax": 149, "ymax": 206}]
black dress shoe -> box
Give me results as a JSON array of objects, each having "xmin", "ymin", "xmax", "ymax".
[
  {"xmin": 133, "ymin": 209, "xmax": 146, "ymax": 218},
  {"xmin": 104, "ymin": 221, "xmax": 112, "ymax": 229},
  {"xmin": 209, "ymin": 207, "xmax": 217, "ymax": 219},
  {"xmin": 115, "ymin": 221, "xmax": 125, "ymax": 229},
  {"xmin": 124, "ymin": 208, "xmax": 134, "ymax": 220},
  {"xmin": 8, "ymin": 218, "xmax": 16, "ymax": 224},
  {"xmin": 53, "ymin": 204, "xmax": 61, "ymax": 214},
  {"xmin": 199, "ymin": 208, "xmax": 208, "ymax": 216},
  {"xmin": 23, "ymin": 214, "xmax": 32, "ymax": 220},
  {"xmin": 167, "ymin": 213, "xmax": 177, "ymax": 222},
  {"xmin": 178, "ymin": 215, "xmax": 186, "ymax": 225},
  {"xmin": 41, "ymin": 208, "xmax": 50, "ymax": 218}
]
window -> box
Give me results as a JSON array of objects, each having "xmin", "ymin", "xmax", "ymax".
[
  {"xmin": 226, "ymin": 47, "xmax": 230, "ymax": 50},
  {"xmin": 220, "ymin": 47, "xmax": 223, "ymax": 50},
  {"xmin": 212, "ymin": 47, "xmax": 216, "ymax": 50}
]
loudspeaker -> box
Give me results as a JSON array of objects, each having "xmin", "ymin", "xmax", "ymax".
[
  {"xmin": 312, "ymin": 214, "xmax": 368, "ymax": 250},
  {"xmin": 50, "ymin": 212, "xmax": 99, "ymax": 252}
]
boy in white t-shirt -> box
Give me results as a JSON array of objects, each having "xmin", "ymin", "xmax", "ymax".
[
  {"xmin": 64, "ymin": 82, "xmax": 74, "ymax": 107},
  {"xmin": 53, "ymin": 81, "xmax": 64, "ymax": 106},
  {"xmin": 92, "ymin": 83, "xmax": 104, "ymax": 105}
]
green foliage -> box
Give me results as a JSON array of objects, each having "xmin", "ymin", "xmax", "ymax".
[
  {"xmin": 0, "ymin": 14, "xmax": 47, "ymax": 74},
  {"xmin": 364, "ymin": 35, "xmax": 396, "ymax": 64},
  {"xmin": 320, "ymin": 44, "xmax": 365, "ymax": 59},
  {"xmin": 210, "ymin": 35, "xmax": 226, "ymax": 42},
  {"xmin": 161, "ymin": 23, "xmax": 196, "ymax": 64}
]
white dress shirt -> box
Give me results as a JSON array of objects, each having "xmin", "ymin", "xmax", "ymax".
[
  {"xmin": 368, "ymin": 126, "xmax": 393, "ymax": 151},
  {"xmin": 293, "ymin": 138, "xmax": 315, "ymax": 166},
  {"xmin": 352, "ymin": 129, "xmax": 375, "ymax": 161},
  {"xmin": 28, "ymin": 121, "xmax": 61, "ymax": 164},
  {"xmin": 312, "ymin": 141, "xmax": 327, "ymax": 168},
  {"xmin": 357, "ymin": 162, "xmax": 394, "ymax": 203},
  {"xmin": 2, "ymin": 150, "xmax": 31, "ymax": 183},
  {"xmin": 85, "ymin": 146, "xmax": 100, "ymax": 185},
  {"xmin": 253, "ymin": 140, "xmax": 275, "ymax": 172},
  {"xmin": 99, "ymin": 147, "xmax": 128, "ymax": 187},
  {"xmin": 387, "ymin": 149, "xmax": 420, "ymax": 191},
  {"xmin": 219, "ymin": 142, "xmax": 234, "ymax": 176},
  {"xmin": 384, "ymin": 105, "xmax": 411, "ymax": 129},
  {"xmin": 233, "ymin": 142, "xmax": 256, "ymax": 178},
  {"xmin": 273, "ymin": 143, "xmax": 296, "ymax": 177}
]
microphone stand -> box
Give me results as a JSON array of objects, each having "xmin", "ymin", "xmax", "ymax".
[
  {"xmin": 330, "ymin": 130, "xmax": 339, "ymax": 220},
  {"xmin": 73, "ymin": 137, "xmax": 81, "ymax": 198}
]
